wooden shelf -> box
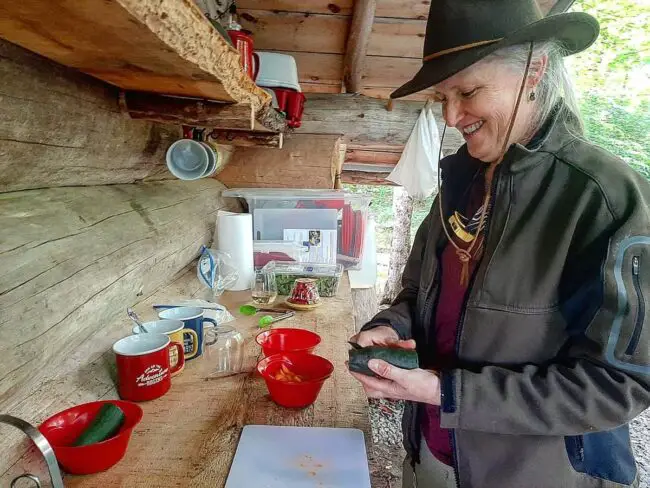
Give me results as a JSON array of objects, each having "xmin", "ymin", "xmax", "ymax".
[{"xmin": 0, "ymin": 0, "xmax": 286, "ymax": 132}]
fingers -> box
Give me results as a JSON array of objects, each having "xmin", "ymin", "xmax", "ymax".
[
  {"xmin": 349, "ymin": 371, "xmax": 396, "ymax": 399},
  {"xmin": 368, "ymin": 359, "xmax": 407, "ymax": 382},
  {"xmin": 395, "ymin": 339, "xmax": 417, "ymax": 350}
]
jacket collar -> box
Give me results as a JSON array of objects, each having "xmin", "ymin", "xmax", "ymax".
[
  {"xmin": 504, "ymin": 102, "xmax": 581, "ymax": 173},
  {"xmin": 441, "ymin": 102, "xmax": 581, "ymax": 178}
]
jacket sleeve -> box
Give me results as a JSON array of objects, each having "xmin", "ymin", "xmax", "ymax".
[
  {"xmin": 360, "ymin": 203, "xmax": 434, "ymax": 340},
  {"xmin": 441, "ymin": 177, "xmax": 650, "ymax": 436}
]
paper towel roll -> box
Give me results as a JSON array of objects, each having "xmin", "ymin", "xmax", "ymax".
[{"xmin": 215, "ymin": 211, "xmax": 254, "ymax": 291}]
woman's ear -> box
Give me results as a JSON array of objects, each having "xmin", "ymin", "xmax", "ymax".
[{"xmin": 528, "ymin": 54, "xmax": 549, "ymax": 89}]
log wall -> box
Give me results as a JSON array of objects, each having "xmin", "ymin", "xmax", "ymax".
[
  {"xmin": 0, "ymin": 41, "xmax": 241, "ymax": 478},
  {"xmin": 0, "ymin": 39, "xmax": 180, "ymax": 193}
]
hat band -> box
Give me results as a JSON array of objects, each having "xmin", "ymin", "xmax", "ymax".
[{"xmin": 423, "ymin": 38, "xmax": 503, "ymax": 62}]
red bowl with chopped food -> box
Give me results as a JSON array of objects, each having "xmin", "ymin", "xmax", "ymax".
[
  {"xmin": 38, "ymin": 400, "xmax": 143, "ymax": 475},
  {"xmin": 257, "ymin": 352, "xmax": 334, "ymax": 408},
  {"xmin": 256, "ymin": 328, "xmax": 321, "ymax": 357}
]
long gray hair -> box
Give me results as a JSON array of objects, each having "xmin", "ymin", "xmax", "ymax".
[{"xmin": 483, "ymin": 40, "xmax": 584, "ymax": 137}]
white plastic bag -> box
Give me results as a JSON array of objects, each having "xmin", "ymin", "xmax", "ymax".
[{"xmin": 386, "ymin": 101, "xmax": 441, "ymax": 199}]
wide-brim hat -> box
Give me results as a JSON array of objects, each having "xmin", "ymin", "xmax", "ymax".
[{"xmin": 390, "ymin": 0, "xmax": 599, "ymax": 99}]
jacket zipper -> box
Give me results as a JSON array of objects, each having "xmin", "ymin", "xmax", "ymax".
[
  {"xmin": 449, "ymin": 166, "xmax": 503, "ymax": 488},
  {"xmin": 624, "ymin": 256, "xmax": 644, "ymax": 355}
]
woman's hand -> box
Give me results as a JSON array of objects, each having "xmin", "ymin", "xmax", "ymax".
[
  {"xmin": 349, "ymin": 325, "xmax": 415, "ymax": 349},
  {"xmin": 350, "ymin": 360, "xmax": 441, "ymax": 405}
]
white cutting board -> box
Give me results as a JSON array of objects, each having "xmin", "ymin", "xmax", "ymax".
[{"xmin": 225, "ymin": 425, "xmax": 371, "ymax": 488}]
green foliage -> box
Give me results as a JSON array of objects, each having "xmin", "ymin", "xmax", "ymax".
[{"xmin": 571, "ymin": 0, "xmax": 650, "ymax": 178}]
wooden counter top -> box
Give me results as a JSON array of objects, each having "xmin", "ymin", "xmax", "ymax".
[{"xmin": 62, "ymin": 269, "xmax": 369, "ymax": 487}]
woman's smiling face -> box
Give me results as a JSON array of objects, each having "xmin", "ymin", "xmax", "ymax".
[{"xmin": 434, "ymin": 59, "xmax": 536, "ymax": 163}]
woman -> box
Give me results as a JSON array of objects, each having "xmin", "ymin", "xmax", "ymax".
[{"xmin": 349, "ymin": 1, "xmax": 650, "ymax": 487}]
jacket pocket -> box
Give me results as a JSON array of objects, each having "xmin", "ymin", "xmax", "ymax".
[
  {"xmin": 565, "ymin": 425, "xmax": 637, "ymax": 486},
  {"xmin": 624, "ymin": 256, "xmax": 645, "ymax": 355},
  {"xmin": 605, "ymin": 237, "xmax": 650, "ymax": 373}
]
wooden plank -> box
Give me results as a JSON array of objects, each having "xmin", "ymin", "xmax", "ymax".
[
  {"xmin": 368, "ymin": 17, "xmax": 425, "ymax": 58},
  {"xmin": 343, "ymin": 0, "xmax": 376, "ymax": 93},
  {"xmin": 0, "ymin": 180, "xmax": 239, "ymax": 476},
  {"xmin": 375, "ymin": 0, "xmax": 430, "ymax": 19},
  {"xmin": 235, "ymin": 0, "xmax": 429, "ymax": 18},
  {"xmin": 1, "ymin": 269, "xmax": 370, "ymax": 487},
  {"xmin": 217, "ymin": 134, "xmax": 342, "ymax": 189},
  {"xmin": 121, "ymin": 91, "xmax": 256, "ymax": 130},
  {"xmin": 342, "ymin": 170, "xmax": 395, "ymax": 185},
  {"xmin": 0, "ymin": 0, "xmax": 271, "ymax": 111},
  {"xmin": 239, "ymin": 10, "xmax": 349, "ymax": 54},
  {"xmin": 297, "ymin": 94, "xmax": 464, "ymax": 153},
  {"xmin": 361, "ymin": 86, "xmax": 437, "ymax": 101},
  {"xmin": 0, "ymin": 39, "xmax": 180, "ymax": 193},
  {"xmin": 235, "ymin": 0, "xmax": 558, "ymax": 19},
  {"xmin": 208, "ymin": 130, "xmax": 284, "ymax": 148},
  {"xmin": 236, "ymin": 0, "xmax": 354, "ymax": 15},
  {"xmin": 346, "ymin": 148, "xmax": 401, "ymax": 165}
]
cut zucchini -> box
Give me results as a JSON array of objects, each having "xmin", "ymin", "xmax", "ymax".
[
  {"xmin": 73, "ymin": 403, "xmax": 125, "ymax": 446},
  {"xmin": 348, "ymin": 346, "xmax": 419, "ymax": 377}
]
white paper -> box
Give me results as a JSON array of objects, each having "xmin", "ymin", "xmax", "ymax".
[{"xmin": 283, "ymin": 229, "xmax": 337, "ymax": 264}]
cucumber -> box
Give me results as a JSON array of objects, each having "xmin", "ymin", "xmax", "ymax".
[
  {"xmin": 348, "ymin": 346, "xmax": 419, "ymax": 377},
  {"xmin": 73, "ymin": 403, "xmax": 125, "ymax": 446}
]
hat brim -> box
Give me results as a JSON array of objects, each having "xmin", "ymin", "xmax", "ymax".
[{"xmin": 390, "ymin": 12, "xmax": 599, "ymax": 99}]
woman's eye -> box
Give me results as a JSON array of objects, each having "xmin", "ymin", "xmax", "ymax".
[{"xmin": 461, "ymin": 88, "xmax": 478, "ymax": 98}]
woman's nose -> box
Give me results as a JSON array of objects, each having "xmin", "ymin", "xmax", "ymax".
[{"xmin": 443, "ymin": 99, "xmax": 464, "ymax": 127}]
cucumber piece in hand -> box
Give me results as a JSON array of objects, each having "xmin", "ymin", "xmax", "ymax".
[{"xmin": 348, "ymin": 346, "xmax": 419, "ymax": 377}]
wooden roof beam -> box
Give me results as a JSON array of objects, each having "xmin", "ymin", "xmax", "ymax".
[{"xmin": 343, "ymin": 0, "xmax": 377, "ymax": 93}]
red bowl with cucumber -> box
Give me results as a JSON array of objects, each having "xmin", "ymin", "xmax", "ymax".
[{"xmin": 38, "ymin": 400, "xmax": 143, "ymax": 475}]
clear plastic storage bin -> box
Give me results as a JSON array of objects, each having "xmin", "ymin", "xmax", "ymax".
[
  {"xmin": 253, "ymin": 241, "xmax": 309, "ymax": 269},
  {"xmin": 223, "ymin": 189, "xmax": 371, "ymax": 270},
  {"xmin": 262, "ymin": 261, "xmax": 344, "ymax": 297}
]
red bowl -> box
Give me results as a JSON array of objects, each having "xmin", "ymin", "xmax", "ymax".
[
  {"xmin": 38, "ymin": 400, "xmax": 143, "ymax": 475},
  {"xmin": 257, "ymin": 352, "xmax": 334, "ymax": 408},
  {"xmin": 255, "ymin": 328, "xmax": 321, "ymax": 357}
]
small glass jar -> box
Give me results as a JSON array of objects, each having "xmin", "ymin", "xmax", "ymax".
[
  {"xmin": 251, "ymin": 269, "xmax": 278, "ymax": 305},
  {"xmin": 204, "ymin": 325, "xmax": 244, "ymax": 377}
]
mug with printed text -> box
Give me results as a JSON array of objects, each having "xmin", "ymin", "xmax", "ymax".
[
  {"xmin": 132, "ymin": 319, "xmax": 198, "ymax": 376},
  {"xmin": 113, "ymin": 334, "xmax": 184, "ymax": 402}
]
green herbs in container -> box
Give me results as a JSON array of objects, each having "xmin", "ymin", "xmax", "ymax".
[{"xmin": 262, "ymin": 261, "xmax": 343, "ymax": 297}]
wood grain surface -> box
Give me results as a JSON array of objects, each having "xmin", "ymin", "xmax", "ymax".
[{"xmin": 1, "ymin": 268, "xmax": 370, "ymax": 487}]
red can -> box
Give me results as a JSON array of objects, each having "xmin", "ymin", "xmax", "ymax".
[
  {"xmin": 113, "ymin": 334, "xmax": 184, "ymax": 402},
  {"xmin": 227, "ymin": 29, "xmax": 259, "ymax": 80}
]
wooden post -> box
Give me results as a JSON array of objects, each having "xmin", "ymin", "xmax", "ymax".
[
  {"xmin": 343, "ymin": 0, "xmax": 377, "ymax": 94},
  {"xmin": 341, "ymin": 171, "xmax": 396, "ymax": 186},
  {"xmin": 381, "ymin": 186, "xmax": 413, "ymax": 304}
]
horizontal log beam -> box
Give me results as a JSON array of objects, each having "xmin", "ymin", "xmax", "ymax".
[
  {"xmin": 120, "ymin": 91, "xmax": 255, "ymax": 130},
  {"xmin": 120, "ymin": 91, "xmax": 287, "ymax": 132},
  {"xmin": 208, "ymin": 130, "xmax": 284, "ymax": 148},
  {"xmin": 345, "ymin": 148, "xmax": 401, "ymax": 165},
  {"xmin": 341, "ymin": 170, "xmax": 395, "ymax": 186},
  {"xmin": 297, "ymin": 94, "xmax": 464, "ymax": 154}
]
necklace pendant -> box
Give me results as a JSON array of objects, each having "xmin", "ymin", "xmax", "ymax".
[{"xmin": 448, "ymin": 213, "xmax": 475, "ymax": 243}]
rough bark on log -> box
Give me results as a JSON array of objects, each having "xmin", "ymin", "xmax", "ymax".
[
  {"xmin": 0, "ymin": 39, "xmax": 180, "ymax": 192},
  {"xmin": 381, "ymin": 186, "xmax": 413, "ymax": 305}
]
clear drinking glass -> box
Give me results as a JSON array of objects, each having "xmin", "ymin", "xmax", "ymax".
[
  {"xmin": 205, "ymin": 325, "xmax": 244, "ymax": 377},
  {"xmin": 250, "ymin": 269, "xmax": 278, "ymax": 305}
]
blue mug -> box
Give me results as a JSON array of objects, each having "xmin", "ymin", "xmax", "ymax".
[{"xmin": 158, "ymin": 307, "xmax": 218, "ymax": 359}]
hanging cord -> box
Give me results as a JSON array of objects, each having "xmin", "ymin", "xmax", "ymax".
[{"xmin": 437, "ymin": 42, "xmax": 535, "ymax": 286}]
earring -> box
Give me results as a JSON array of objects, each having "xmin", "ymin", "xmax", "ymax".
[{"xmin": 528, "ymin": 91, "xmax": 536, "ymax": 102}]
